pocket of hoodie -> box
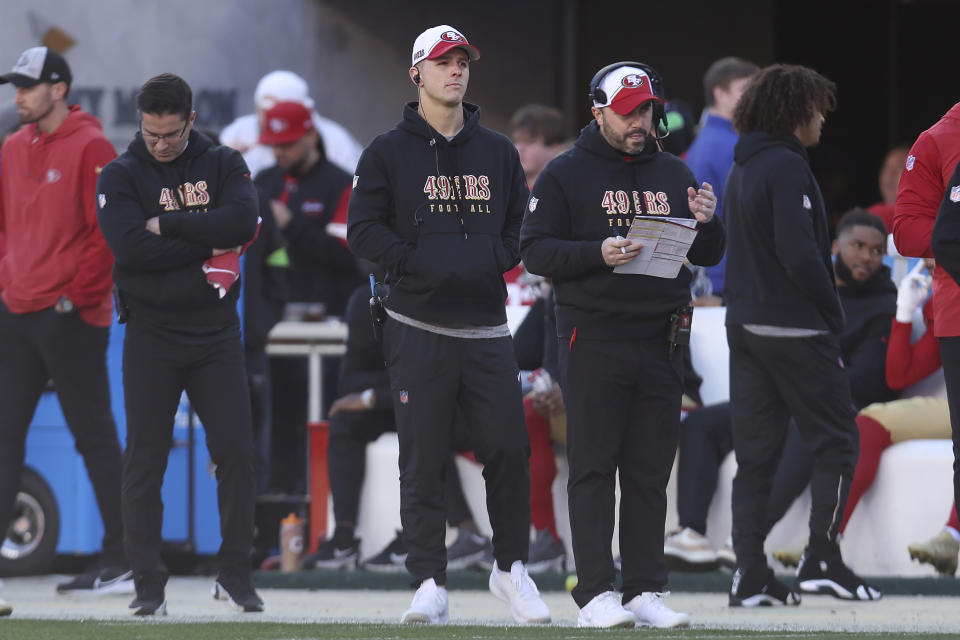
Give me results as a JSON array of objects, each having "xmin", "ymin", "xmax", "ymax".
[{"xmin": 400, "ymin": 231, "xmax": 505, "ymax": 301}]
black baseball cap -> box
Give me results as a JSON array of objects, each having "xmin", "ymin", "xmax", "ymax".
[{"xmin": 0, "ymin": 47, "xmax": 72, "ymax": 89}]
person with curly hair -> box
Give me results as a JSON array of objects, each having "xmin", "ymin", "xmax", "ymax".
[{"xmin": 723, "ymin": 64, "xmax": 882, "ymax": 606}]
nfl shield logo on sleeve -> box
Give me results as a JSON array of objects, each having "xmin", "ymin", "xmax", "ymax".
[
  {"xmin": 951, "ymin": 185, "xmax": 960, "ymax": 203},
  {"xmin": 802, "ymin": 195, "xmax": 812, "ymax": 210}
]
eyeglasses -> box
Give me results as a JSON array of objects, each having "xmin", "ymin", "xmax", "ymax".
[{"xmin": 140, "ymin": 120, "xmax": 189, "ymax": 144}]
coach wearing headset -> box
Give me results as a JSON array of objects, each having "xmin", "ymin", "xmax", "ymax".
[{"xmin": 520, "ymin": 62, "xmax": 723, "ymax": 629}]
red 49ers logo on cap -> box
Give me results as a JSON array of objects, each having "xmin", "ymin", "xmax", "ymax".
[
  {"xmin": 441, "ymin": 30, "xmax": 464, "ymax": 42},
  {"xmin": 622, "ymin": 74, "xmax": 645, "ymax": 88}
]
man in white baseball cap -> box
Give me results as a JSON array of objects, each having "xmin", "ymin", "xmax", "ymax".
[
  {"xmin": 348, "ymin": 24, "xmax": 550, "ymax": 627},
  {"xmin": 219, "ymin": 69, "xmax": 362, "ymax": 177}
]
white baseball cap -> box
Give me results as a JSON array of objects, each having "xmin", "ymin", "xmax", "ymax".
[
  {"xmin": 254, "ymin": 70, "xmax": 314, "ymax": 111},
  {"xmin": 411, "ymin": 25, "xmax": 481, "ymax": 67},
  {"xmin": 592, "ymin": 66, "xmax": 661, "ymax": 115}
]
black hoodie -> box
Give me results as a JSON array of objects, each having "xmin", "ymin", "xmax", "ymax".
[
  {"xmin": 97, "ymin": 130, "xmax": 259, "ymax": 328},
  {"xmin": 520, "ymin": 120, "xmax": 725, "ymax": 339},
  {"xmin": 346, "ymin": 102, "xmax": 527, "ymax": 327},
  {"xmin": 835, "ymin": 262, "xmax": 897, "ymax": 409},
  {"xmin": 723, "ymin": 131, "xmax": 843, "ymax": 333}
]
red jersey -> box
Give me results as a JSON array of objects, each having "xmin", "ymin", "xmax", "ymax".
[
  {"xmin": 893, "ymin": 102, "xmax": 960, "ymax": 336},
  {"xmin": 0, "ymin": 106, "xmax": 117, "ymax": 326}
]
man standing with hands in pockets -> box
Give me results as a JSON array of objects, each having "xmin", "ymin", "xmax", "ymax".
[
  {"xmin": 347, "ymin": 25, "xmax": 551, "ymax": 626},
  {"xmin": 521, "ymin": 61, "xmax": 723, "ymax": 628}
]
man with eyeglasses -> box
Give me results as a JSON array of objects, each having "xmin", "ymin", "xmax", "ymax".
[
  {"xmin": 96, "ymin": 73, "xmax": 262, "ymax": 616},
  {"xmin": 0, "ymin": 47, "xmax": 130, "ymax": 609}
]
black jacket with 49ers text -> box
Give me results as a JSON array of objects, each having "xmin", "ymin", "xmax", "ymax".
[
  {"xmin": 520, "ymin": 120, "xmax": 725, "ymax": 338},
  {"xmin": 96, "ymin": 130, "xmax": 258, "ymax": 328},
  {"xmin": 347, "ymin": 101, "xmax": 527, "ymax": 327}
]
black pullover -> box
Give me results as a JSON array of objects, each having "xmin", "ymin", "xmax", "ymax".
[
  {"xmin": 520, "ymin": 120, "xmax": 725, "ymax": 338},
  {"xmin": 723, "ymin": 132, "xmax": 843, "ymax": 333},
  {"xmin": 347, "ymin": 102, "xmax": 527, "ymax": 327},
  {"xmin": 97, "ymin": 130, "xmax": 258, "ymax": 329}
]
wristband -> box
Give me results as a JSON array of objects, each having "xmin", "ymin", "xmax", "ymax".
[{"xmin": 361, "ymin": 388, "xmax": 375, "ymax": 409}]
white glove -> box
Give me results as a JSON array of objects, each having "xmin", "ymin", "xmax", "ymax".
[{"xmin": 896, "ymin": 261, "xmax": 932, "ymax": 323}]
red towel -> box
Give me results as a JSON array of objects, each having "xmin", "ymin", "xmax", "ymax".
[{"xmin": 202, "ymin": 218, "xmax": 262, "ymax": 298}]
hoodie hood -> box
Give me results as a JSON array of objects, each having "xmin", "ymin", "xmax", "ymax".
[
  {"xmin": 397, "ymin": 100, "xmax": 481, "ymax": 145},
  {"xmin": 575, "ymin": 119, "xmax": 660, "ymax": 164},
  {"xmin": 128, "ymin": 128, "xmax": 214, "ymax": 165},
  {"xmin": 734, "ymin": 131, "xmax": 807, "ymax": 166}
]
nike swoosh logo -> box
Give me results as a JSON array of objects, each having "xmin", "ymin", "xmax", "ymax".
[
  {"xmin": 333, "ymin": 547, "xmax": 355, "ymax": 559},
  {"xmin": 389, "ymin": 552, "xmax": 407, "ymax": 564}
]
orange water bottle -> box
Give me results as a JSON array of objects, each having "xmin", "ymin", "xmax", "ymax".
[{"xmin": 280, "ymin": 512, "xmax": 304, "ymax": 572}]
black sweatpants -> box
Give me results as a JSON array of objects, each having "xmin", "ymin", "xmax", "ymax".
[
  {"xmin": 0, "ymin": 302, "xmax": 125, "ymax": 565},
  {"xmin": 559, "ymin": 334, "xmax": 684, "ymax": 608},
  {"xmin": 726, "ymin": 325, "xmax": 858, "ymax": 572},
  {"xmin": 938, "ymin": 336, "xmax": 960, "ymax": 522},
  {"xmin": 121, "ymin": 319, "xmax": 256, "ymax": 581},
  {"xmin": 328, "ymin": 409, "xmax": 475, "ymax": 531},
  {"xmin": 677, "ymin": 402, "xmax": 733, "ymax": 535},
  {"xmin": 382, "ymin": 318, "xmax": 531, "ymax": 586}
]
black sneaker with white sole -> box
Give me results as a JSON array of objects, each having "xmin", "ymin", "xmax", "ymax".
[
  {"xmin": 129, "ymin": 572, "xmax": 167, "ymax": 616},
  {"xmin": 301, "ymin": 535, "xmax": 360, "ymax": 570},
  {"xmin": 213, "ymin": 572, "xmax": 264, "ymax": 612},
  {"xmin": 446, "ymin": 530, "xmax": 492, "ymax": 570},
  {"xmin": 729, "ymin": 566, "xmax": 801, "ymax": 607},
  {"xmin": 57, "ymin": 566, "xmax": 135, "ymax": 595},
  {"xmin": 796, "ymin": 549, "xmax": 882, "ymax": 601},
  {"xmin": 363, "ymin": 531, "xmax": 407, "ymax": 573}
]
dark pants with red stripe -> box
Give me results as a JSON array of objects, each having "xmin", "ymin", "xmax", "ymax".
[
  {"xmin": 559, "ymin": 332, "xmax": 684, "ymax": 608},
  {"xmin": 0, "ymin": 301, "xmax": 125, "ymax": 566},
  {"xmin": 938, "ymin": 336, "xmax": 960, "ymax": 523},
  {"xmin": 121, "ymin": 318, "xmax": 255, "ymax": 588},
  {"xmin": 382, "ymin": 318, "xmax": 531, "ymax": 586},
  {"xmin": 726, "ymin": 325, "xmax": 858, "ymax": 573}
]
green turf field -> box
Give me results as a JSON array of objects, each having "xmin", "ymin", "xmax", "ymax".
[{"xmin": 1, "ymin": 621, "xmax": 956, "ymax": 640}]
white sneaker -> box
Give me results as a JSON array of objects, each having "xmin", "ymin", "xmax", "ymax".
[
  {"xmin": 664, "ymin": 527, "xmax": 717, "ymax": 565},
  {"xmin": 400, "ymin": 578, "xmax": 449, "ymax": 624},
  {"xmin": 489, "ymin": 560, "xmax": 551, "ymax": 624},
  {"xmin": 623, "ymin": 591, "xmax": 690, "ymax": 628},
  {"xmin": 576, "ymin": 591, "xmax": 635, "ymax": 628},
  {"xmin": 0, "ymin": 595, "xmax": 11, "ymax": 617}
]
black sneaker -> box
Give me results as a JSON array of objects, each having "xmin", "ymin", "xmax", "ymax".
[
  {"xmin": 446, "ymin": 530, "xmax": 492, "ymax": 570},
  {"xmin": 57, "ymin": 566, "xmax": 134, "ymax": 595},
  {"xmin": 129, "ymin": 575, "xmax": 166, "ymax": 616},
  {"xmin": 301, "ymin": 535, "xmax": 359, "ymax": 570},
  {"xmin": 212, "ymin": 572, "xmax": 264, "ymax": 612},
  {"xmin": 363, "ymin": 531, "xmax": 407, "ymax": 573},
  {"xmin": 526, "ymin": 529, "xmax": 566, "ymax": 573},
  {"xmin": 796, "ymin": 549, "xmax": 882, "ymax": 601},
  {"xmin": 729, "ymin": 567, "xmax": 801, "ymax": 607}
]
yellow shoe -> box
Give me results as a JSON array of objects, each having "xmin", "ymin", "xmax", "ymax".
[
  {"xmin": 773, "ymin": 547, "xmax": 805, "ymax": 569},
  {"xmin": 908, "ymin": 529, "xmax": 959, "ymax": 576}
]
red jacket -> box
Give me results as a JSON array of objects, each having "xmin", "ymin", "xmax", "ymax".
[
  {"xmin": 893, "ymin": 102, "xmax": 960, "ymax": 336},
  {"xmin": 0, "ymin": 105, "xmax": 117, "ymax": 326}
]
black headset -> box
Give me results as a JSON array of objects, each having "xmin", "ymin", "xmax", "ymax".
[
  {"xmin": 413, "ymin": 72, "xmax": 421, "ymax": 86},
  {"xmin": 588, "ymin": 61, "xmax": 668, "ymax": 138}
]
